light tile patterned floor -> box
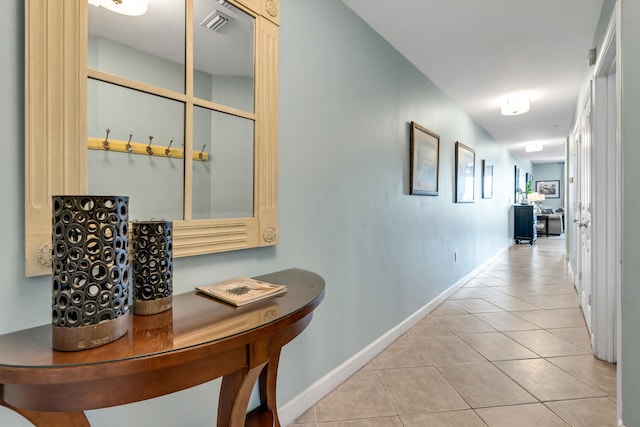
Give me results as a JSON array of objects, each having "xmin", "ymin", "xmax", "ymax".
[{"xmin": 289, "ymin": 238, "xmax": 617, "ymax": 427}]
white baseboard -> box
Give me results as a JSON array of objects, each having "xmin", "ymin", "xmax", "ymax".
[
  {"xmin": 278, "ymin": 244, "xmax": 510, "ymax": 426},
  {"xmin": 568, "ymin": 259, "xmax": 575, "ymax": 285}
]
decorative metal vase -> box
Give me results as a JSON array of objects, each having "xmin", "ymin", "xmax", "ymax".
[
  {"xmin": 51, "ymin": 195, "xmax": 130, "ymax": 351},
  {"xmin": 131, "ymin": 221, "xmax": 173, "ymax": 315}
]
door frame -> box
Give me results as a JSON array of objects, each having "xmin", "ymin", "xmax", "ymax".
[{"xmin": 591, "ymin": 4, "xmax": 620, "ymax": 364}]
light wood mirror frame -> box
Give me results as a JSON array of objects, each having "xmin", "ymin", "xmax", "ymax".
[{"xmin": 25, "ymin": 0, "xmax": 280, "ymax": 277}]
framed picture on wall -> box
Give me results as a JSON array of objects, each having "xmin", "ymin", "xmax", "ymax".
[
  {"xmin": 536, "ymin": 180, "xmax": 560, "ymax": 198},
  {"xmin": 455, "ymin": 141, "xmax": 475, "ymax": 203},
  {"xmin": 514, "ymin": 165, "xmax": 520, "ymax": 202},
  {"xmin": 525, "ymin": 173, "xmax": 534, "ymax": 193},
  {"xmin": 409, "ymin": 121, "xmax": 440, "ymax": 196},
  {"xmin": 482, "ymin": 160, "xmax": 493, "ymax": 199}
]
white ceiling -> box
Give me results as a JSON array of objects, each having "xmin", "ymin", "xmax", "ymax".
[
  {"xmin": 89, "ymin": 0, "xmax": 254, "ymax": 77},
  {"xmin": 342, "ymin": 0, "xmax": 605, "ymax": 164}
]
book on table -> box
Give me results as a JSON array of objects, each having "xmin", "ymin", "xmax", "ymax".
[{"xmin": 196, "ymin": 277, "xmax": 287, "ymax": 306}]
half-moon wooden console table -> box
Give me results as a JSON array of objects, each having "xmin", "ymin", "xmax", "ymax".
[{"xmin": 0, "ymin": 268, "xmax": 325, "ymax": 427}]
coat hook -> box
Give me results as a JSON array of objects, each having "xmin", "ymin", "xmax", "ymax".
[
  {"xmin": 165, "ymin": 137, "xmax": 174, "ymax": 156},
  {"xmin": 103, "ymin": 128, "xmax": 111, "ymax": 150},
  {"xmin": 146, "ymin": 136, "xmax": 154, "ymax": 155},
  {"xmin": 125, "ymin": 132, "xmax": 133, "ymax": 153},
  {"xmin": 199, "ymin": 144, "xmax": 206, "ymax": 160}
]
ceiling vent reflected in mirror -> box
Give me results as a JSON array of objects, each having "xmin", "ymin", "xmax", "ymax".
[{"xmin": 200, "ymin": 10, "xmax": 232, "ymax": 32}]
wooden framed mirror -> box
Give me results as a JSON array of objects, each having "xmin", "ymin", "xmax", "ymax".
[{"xmin": 25, "ymin": 0, "xmax": 280, "ymax": 276}]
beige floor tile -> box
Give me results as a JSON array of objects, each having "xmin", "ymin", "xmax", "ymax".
[
  {"xmin": 482, "ymin": 270, "xmax": 524, "ymax": 282},
  {"xmin": 474, "ymin": 312, "xmax": 540, "ymax": 331},
  {"xmin": 494, "ymin": 359, "xmax": 605, "ymax": 401},
  {"xmin": 431, "ymin": 301, "xmax": 468, "ymax": 316},
  {"xmin": 434, "ymin": 314, "xmax": 496, "ymax": 334},
  {"xmin": 370, "ymin": 336, "xmax": 432, "ymax": 369},
  {"xmin": 547, "ymin": 355, "xmax": 617, "ymax": 396},
  {"xmin": 291, "ymin": 407, "xmax": 317, "ymax": 424},
  {"xmin": 517, "ymin": 294, "xmax": 579, "ymax": 309},
  {"xmin": 406, "ymin": 316, "xmax": 453, "ymax": 339},
  {"xmin": 512, "ymin": 308, "xmax": 586, "ymax": 329},
  {"xmin": 314, "ymin": 369, "xmax": 395, "ymax": 422},
  {"xmin": 294, "ymin": 239, "xmax": 617, "ymax": 427},
  {"xmin": 528, "ymin": 284, "xmax": 577, "ymax": 295},
  {"xmin": 483, "ymin": 296, "xmax": 539, "ymax": 311},
  {"xmin": 505, "ymin": 329, "xmax": 590, "ymax": 357},
  {"xmin": 472, "ymin": 276, "xmax": 513, "ymax": 287},
  {"xmin": 437, "ymin": 362, "xmax": 537, "ymax": 408},
  {"xmin": 546, "ymin": 397, "xmax": 617, "ymax": 427},
  {"xmin": 547, "ymin": 327, "xmax": 592, "ymax": 351},
  {"xmin": 457, "ymin": 332, "xmax": 539, "ymax": 361},
  {"xmin": 399, "ymin": 410, "xmax": 487, "ymax": 426},
  {"xmin": 489, "ymin": 285, "xmax": 543, "ymax": 297},
  {"xmin": 450, "ymin": 299, "xmax": 503, "ymax": 313},
  {"xmin": 461, "ymin": 278, "xmax": 490, "ymax": 288},
  {"xmin": 475, "ymin": 403, "xmax": 570, "ymax": 427},
  {"xmin": 450, "ymin": 287, "xmax": 510, "ymax": 299},
  {"xmin": 410, "ymin": 334, "xmax": 486, "ymax": 365},
  {"xmin": 317, "ymin": 417, "xmax": 403, "ymax": 426},
  {"xmin": 375, "ymin": 367, "xmax": 469, "ymax": 414}
]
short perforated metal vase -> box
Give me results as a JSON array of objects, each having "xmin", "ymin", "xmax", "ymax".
[
  {"xmin": 51, "ymin": 195, "xmax": 130, "ymax": 351},
  {"xmin": 131, "ymin": 221, "xmax": 173, "ymax": 315}
]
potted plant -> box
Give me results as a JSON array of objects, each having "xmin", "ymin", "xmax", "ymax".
[{"xmin": 517, "ymin": 181, "xmax": 534, "ymax": 204}]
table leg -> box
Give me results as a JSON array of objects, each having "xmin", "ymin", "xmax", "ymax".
[
  {"xmin": 1, "ymin": 386, "xmax": 89, "ymax": 427},
  {"xmin": 218, "ymin": 361, "xmax": 268, "ymax": 427},
  {"xmin": 257, "ymin": 348, "xmax": 281, "ymax": 427}
]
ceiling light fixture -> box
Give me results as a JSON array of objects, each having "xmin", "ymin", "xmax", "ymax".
[
  {"xmin": 501, "ymin": 96, "xmax": 530, "ymax": 116},
  {"xmin": 200, "ymin": 10, "xmax": 231, "ymax": 32},
  {"xmin": 525, "ymin": 143, "xmax": 543, "ymax": 152},
  {"xmin": 90, "ymin": 0, "xmax": 149, "ymax": 16}
]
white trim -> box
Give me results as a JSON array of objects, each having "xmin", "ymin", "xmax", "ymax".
[
  {"xmin": 278, "ymin": 244, "xmax": 511, "ymax": 426},
  {"xmin": 591, "ymin": 62, "xmax": 617, "ymax": 362},
  {"xmin": 613, "ymin": 0, "xmax": 622, "ymax": 422},
  {"xmin": 568, "ymin": 259, "xmax": 576, "ymax": 287},
  {"xmin": 592, "ymin": 0, "xmax": 622, "ymax": 418}
]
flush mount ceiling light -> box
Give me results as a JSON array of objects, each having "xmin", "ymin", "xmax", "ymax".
[
  {"xmin": 89, "ymin": 0, "xmax": 148, "ymax": 16},
  {"xmin": 200, "ymin": 10, "xmax": 232, "ymax": 32},
  {"xmin": 501, "ymin": 96, "xmax": 530, "ymax": 116},
  {"xmin": 525, "ymin": 142, "xmax": 543, "ymax": 152}
]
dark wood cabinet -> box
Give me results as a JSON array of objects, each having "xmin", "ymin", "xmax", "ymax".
[{"xmin": 514, "ymin": 204, "xmax": 537, "ymax": 244}]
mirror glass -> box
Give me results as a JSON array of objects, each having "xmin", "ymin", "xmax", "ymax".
[
  {"xmin": 193, "ymin": 0, "xmax": 255, "ymax": 112},
  {"xmin": 87, "ymin": 80, "xmax": 185, "ymax": 220},
  {"xmin": 87, "ymin": 0, "xmax": 256, "ymax": 222},
  {"xmin": 88, "ymin": 0, "xmax": 186, "ymax": 92},
  {"xmin": 193, "ymin": 107, "xmax": 254, "ymax": 219}
]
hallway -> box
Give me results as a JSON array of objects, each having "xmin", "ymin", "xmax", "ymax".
[{"xmin": 290, "ymin": 238, "xmax": 617, "ymax": 426}]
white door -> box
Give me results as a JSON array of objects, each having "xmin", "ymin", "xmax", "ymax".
[{"xmin": 576, "ymin": 91, "xmax": 593, "ymax": 333}]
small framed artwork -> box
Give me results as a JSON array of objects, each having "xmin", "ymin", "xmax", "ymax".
[
  {"xmin": 455, "ymin": 141, "xmax": 475, "ymax": 203},
  {"xmin": 514, "ymin": 165, "xmax": 520, "ymax": 201},
  {"xmin": 410, "ymin": 121, "xmax": 440, "ymax": 196},
  {"xmin": 482, "ymin": 160, "xmax": 493, "ymax": 199},
  {"xmin": 536, "ymin": 180, "xmax": 561, "ymax": 198}
]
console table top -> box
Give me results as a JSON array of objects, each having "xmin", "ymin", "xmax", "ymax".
[{"xmin": 0, "ymin": 268, "xmax": 325, "ymax": 371}]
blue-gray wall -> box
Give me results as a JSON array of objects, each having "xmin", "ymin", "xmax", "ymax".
[
  {"xmin": 621, "ymin": 1, "xmax": 640, "ymax": 425},
  {"xmin": 1, "ymin": 1, "xmax": 542, "ymax": 426},
  {"xmin": 532, "ymin": 162, "xmax": 564, "ymax": 211}
]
